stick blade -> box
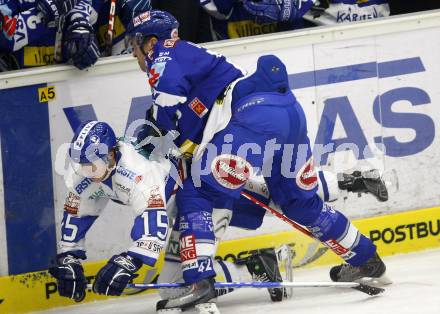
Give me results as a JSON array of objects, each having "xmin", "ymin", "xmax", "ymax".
[{"xmin": 352, "ymin": 283, "xmax": 385, "ymax": 296}]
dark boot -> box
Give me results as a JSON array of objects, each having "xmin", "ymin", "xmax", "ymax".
[
  {"xmin": 156, "ymin": 277, "xmax": 217, "ymax": 312},
  {"xmin": 238, "ymin": 248, "xmax": 286, "ymax": 302},
  {"xmin": 330, "ymin": 252, "xmax": 387, "ymax": 283}
]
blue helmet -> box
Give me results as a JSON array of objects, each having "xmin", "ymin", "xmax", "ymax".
[
  {"xmin": 126, "ymin": 10, "xmax": 179, "ymax": 46},
  {"xmin": 69, "ymin": 121, "xmax": 117, "ymax": 164}
]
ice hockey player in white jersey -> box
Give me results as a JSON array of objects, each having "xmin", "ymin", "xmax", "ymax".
[
  {"xmin": 303, "ymin": 0, "xmax": 390, "ymax": 26},
  {"xmin": 48, "ymin": 120, "xmax": 174, "ymax": 301}
]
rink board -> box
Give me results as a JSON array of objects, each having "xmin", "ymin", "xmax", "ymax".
[
  {"xmin": 1, "ymin": 9, "xmax": 440, "ymax": 314},
  {"xmin": 0, "ymin": 205, "xmax": 439, "ymax": 313}
]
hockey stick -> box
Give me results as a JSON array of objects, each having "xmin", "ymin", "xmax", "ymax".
[
  {"xmin": 239, "ymin": 191, "xmax": 388, "ymax": 295},
  {"xmin": 240, "ymin": 191, "xmax": 314, "ymax": 238},
  {"xmin": 105, "ymin": 0, "xmax": 117, "ymax": 56},
  {"xmin": 54, "ymin": 15, "xmax": 65, "ymax": 63},
  {"xmin": 87, "ymin": 281, "xmax": 383, "ymax": 296}
]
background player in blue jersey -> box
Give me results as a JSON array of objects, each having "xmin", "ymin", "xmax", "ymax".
[
  {"xmin": 0, "ymin": 0, "xmax": 151, "ymax": 70},
  {"xmin": 200, "ymin": 0, "xmax": 315, "ymax": 40},
  {"xmin": 126, "ymin": 9, "xmax": 389, "ymax": 311}
]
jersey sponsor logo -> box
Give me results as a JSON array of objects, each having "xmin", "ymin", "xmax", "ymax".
[
  {"xmin": 88, "ymin": 186, "xmax": 105, "ymax": 200},
  {"xmin": 180, "ymin": 234, "xmax": 197, "ymax": 262},
  {"xmin": 115, "ymin": 182, "xmax": 131, "ymax": 194},
  {"xmin": 336, "ymin": 8, "xmax": 379, "ymax": 23},
  {"xmin": 163, "ymin": 38, "xmax": 178, "ymax": 48},
  {"xmin": 132, "ymin": 11, "xmax": 151, "ymax": 27},
  {"xmin": 73, "ymin": 121, "xmax": 98, "ymax": 150},
  {"xmin": 75, "ymin": 177, "xmax": 93, "ymax": 194},
  {"xmin": 64, "ymin": 192, "xmax": 80, "ymax": 215},
  {"xmin": 211, "ymin": 154, "xmax": 253, "ymax": 189},
  {"xmin": 147, "ymin": 185, "xmax": 165, "ymax": 208},
  {"xmin": 188, "ymin": 97, "xmax": 208, "ymax": 118},
  {"xmin": 296, "ymin": 157, "xmax": 318, "ymax": 190},
  {"xmin": 135, "ymin": 240, "xmax": 163, "ymax": 254},
  {"xmin": 116, "ymin": 166, "xmax": 138, "ymax": 181},
  {"xmin": 370, "ymin": 219, "xmax": 440, "ymax": 244}
]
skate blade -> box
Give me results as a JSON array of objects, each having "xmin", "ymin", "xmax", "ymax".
[
  {"xmin": 356, "ymin": 273, "xmax": 393, "ymax": 287},
  {"xmin": 195, "ymin": 303, "xmax": 220, "ymax": 314}
]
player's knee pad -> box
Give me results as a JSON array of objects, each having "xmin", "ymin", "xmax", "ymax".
[
  {"xmin": 317, "ymin": 170, "xmax": 339, "ymax": 202},
  {"xmin": 307, "ymin": 204, "xmax": 376, "ymax": 266}
]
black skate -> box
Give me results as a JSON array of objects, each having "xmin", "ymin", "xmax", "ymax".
[
  {"xmin": 338, "ymin": 169, "xmax": 389, "ymax": 202},
  {"xmin": 156, "ymin": 277, "xmax": 217, "ymax": 313},
  {"xmin": 330, "ymin": 252, "xmax": 391, "ymax": 285},
  {"xmin": 238, "ymin": 248, "xmax": 286, "ymax": 302}
]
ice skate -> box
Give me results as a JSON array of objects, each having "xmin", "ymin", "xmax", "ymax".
[
  {"xmin": 237, "ymin": 248, "xmax": 286, "ymax": 301},
  {"xmin": 330, "ymin": 252, "xmax": 392, "ymax": 286},
  {"xmin": 338, "ymin": 169, "xmax": 389, "ymax": 202},
  {"xmin": 156, "ymin": 277, "xmax": 217, "ymax": 313}
]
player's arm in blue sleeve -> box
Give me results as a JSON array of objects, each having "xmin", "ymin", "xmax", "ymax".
[
  {"xmin": 62, "ymin": 0, "xmax": 101, "ymax": 69},
  {"xmin": 93, "ymin": 180, "xmax": 170, "ymax": 297},
  {"xmin": 148, "ymin": 52, "xmax": 191, "ymax": 132},
  {"xmin": 0, "ymin": 8, "xmax": 55, "ymax": 52},
  {"xmin": 49, "ymin": 190, "xmax": 103, "ymax": 302},
  {"xmin": 242, "ymin": 0, "xmax": 315, "ymax": 24},
  {"xmin": 127, "ymin": 207, "xmax": 169, "ymax": 265},
  {"xmin": 59, "ymin": 211, "xmax": 98, "ymax": 259}
]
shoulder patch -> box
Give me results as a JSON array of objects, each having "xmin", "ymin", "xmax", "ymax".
[{"xmin": 163, "ymin": 38, "xmax": 179, "ymax": 48}]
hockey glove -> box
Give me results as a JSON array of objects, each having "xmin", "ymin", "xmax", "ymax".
[
  {"xmin": 36, "ymin": 0, "xmax": 78, "ymax": 23},
  {"xmin": 48, "ymin": 253, "xmax": 87, "ymax": 302},
  {"xmin": 242, "ymin": 0, "xmax": 314, "ymax": 24},
  {"xmin": 92, "ymin": 253, "xmax": 142, "ymax": 296},
  {"xmin": 62, "ymin": 18, "xmax": 100, "ymax": 70}
]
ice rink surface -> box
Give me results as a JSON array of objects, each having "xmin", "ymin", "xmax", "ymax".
[{"xmin": 37, "ymin": 249, "xmax": 440, "ymax": 314}]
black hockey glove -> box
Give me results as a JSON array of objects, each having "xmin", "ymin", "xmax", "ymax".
[
  {"xmin": 48, "ymin": 253, "xmax": 87, "ymax": 302},
  {"xmin": 92, "ymin": 253, "xmax": 142, "ymax": 296},
  {"xmin": 37, "ymin": 0, "xmax": 78, "ymax": 23},
  {"xmin": 63, "ymin": 18, "xmax": 100, "ymax": 70}
]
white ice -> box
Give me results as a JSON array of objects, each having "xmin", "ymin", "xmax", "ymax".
[{"xmin": 36, "ymin": 248, "xmax": 440, "ymax": 314}]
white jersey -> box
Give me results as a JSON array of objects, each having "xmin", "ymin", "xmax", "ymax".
[
  {"xmin": 304, "ymin": 1, "xmax": 390, "ymax": 26},
  {"xmin": 59, "ymin": 140, "xmax": 173, "ymax": 265}
]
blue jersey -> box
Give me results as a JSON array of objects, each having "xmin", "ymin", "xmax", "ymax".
[
  {"xmin": 200, "ymin": 0, "xmax": 312, "ymax": 40},
  {"xmin": 0, "ymin": 0, "xmax": 103, "ymax": 68},
  {"xmin": 146, "ymin": 39, "xmax": 243, "ymax": 156},
  {"xmin": 0, "ymin": 0, "xmax": 149, "ymax": 68}
]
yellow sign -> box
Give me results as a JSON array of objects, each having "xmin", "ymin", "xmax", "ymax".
[
  {"xmin": 1, "ymin": 206, "xmax": 440, "ymax": 313},
  {"xmin": 227, "ymin": 20, "xmax": 277, "ymax": 39},
  {"xmin": 23, "ymin": 46, "xmax": 55, "ymax": 67},
  {"xmin": 38, "ymin": 86, "xmax": 56, "ymax": 103}
]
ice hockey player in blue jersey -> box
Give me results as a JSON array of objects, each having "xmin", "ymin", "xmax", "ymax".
[
  {"xmin": 126, "ymin": 10, "xmax": 388, "ymax": 311},
  {"xmin": 0, "ymin": 0, "xmax": 151, "ymax": 69},
  {"xmin": 200, "ymin": 0, "xmax": 314, "ymax": 40},
  {"xmin": 48, "ymin": 120, "xmax": 174, "ymax": 301}
]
